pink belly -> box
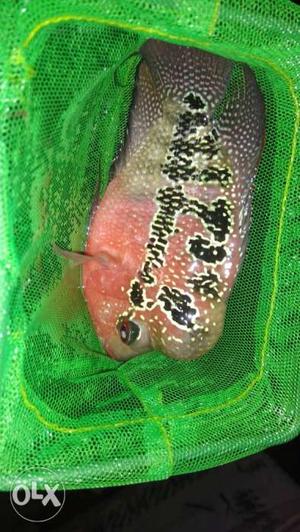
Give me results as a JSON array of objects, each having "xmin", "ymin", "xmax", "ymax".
[{"xmin": 82, "ymin": 178, "xmax": 155, "ymax": 337}]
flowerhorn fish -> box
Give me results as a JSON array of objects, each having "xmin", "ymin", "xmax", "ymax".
[{"xmin": 55, "ymin": 39, "xmax": 264, "ymax": 360}]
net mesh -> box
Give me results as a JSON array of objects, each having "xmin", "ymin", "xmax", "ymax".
[{"xmin": 0, "ymin": 0, "xmax": 299, "ymax": 490}]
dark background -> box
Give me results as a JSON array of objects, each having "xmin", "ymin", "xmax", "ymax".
[{"xmin": 1, "ymin": 437, "xmax": 300, "ymax": 532}]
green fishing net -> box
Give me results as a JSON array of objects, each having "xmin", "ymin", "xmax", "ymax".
[{"xmin": 0, "ymin": 0, "xmax": 299, "ymax": 490}]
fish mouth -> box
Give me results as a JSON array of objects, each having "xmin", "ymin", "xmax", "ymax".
[
  {"xmin": 104, "ymin": 338, "xmax": 137, "ymax": 361},
  {"xmin": 104, "ymin": 331, "xmax": 153, "ymax": 361}
]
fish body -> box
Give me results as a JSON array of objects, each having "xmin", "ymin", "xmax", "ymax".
[{"xmin": 78, "ymin": 40, "xmax": 264, "ymax": 360}]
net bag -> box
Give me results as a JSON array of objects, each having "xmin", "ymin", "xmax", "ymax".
[{"xmin": 0, "ymin": 0, "xmax": 299, "ymax": 490}]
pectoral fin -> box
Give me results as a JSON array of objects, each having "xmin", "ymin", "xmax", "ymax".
[{"xmin": 53, "ymin": 243, "xmax": 120, "ymax": 268}]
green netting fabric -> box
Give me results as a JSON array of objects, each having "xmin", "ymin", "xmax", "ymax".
[{"xmin": 0, "ymin": 0, "xmax": 299, "ymax": 490}]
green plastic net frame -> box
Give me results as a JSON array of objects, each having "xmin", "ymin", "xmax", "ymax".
[{"xmin": 0, "ymin": 0, "xmax": 299, "ymax": 490}]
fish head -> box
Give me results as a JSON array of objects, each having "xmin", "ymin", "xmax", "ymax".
[
  {"xmin": 83, "ymin": 252, "xmax": 227, "ymax": 361},
  {"xmin": 103, "ymin": 301, "xmax": 226, "ymax": 362},
  {"xmin": 108, "ymin": 275, "xmax": 227, "ymax": 361}
]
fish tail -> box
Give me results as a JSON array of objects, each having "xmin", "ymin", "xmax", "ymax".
[
  {"xmin": 140, "ymin": 39, "xmax": 233, "ymax": 112},
  {"xmin": 217, "ymin": 63, "xmax": 265, "ymax": 178}
]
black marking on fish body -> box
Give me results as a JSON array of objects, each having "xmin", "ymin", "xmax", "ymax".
[
  {"xmin": 192, "ymin": 113, "xmax": 208, "ymax": 128},
  {"xmin": 211, "ymin": 127, "xmax": 220, "ymax": 141},
  {"xmin": 161, "ymin": 157, "xmax": 195, "ymax": 182},
  {"xmin": 157, "ymin": 285, "xmax": 198, "ymax": 330},
  {"xmin": 182, "ymin": 197, "xmax": 233, "ymax": 243},
  {"xmin": 152, "ymin": 242, "xmax": 165, "ymax": 252},
  {"xmin": 188, "ymin": 234, "xmax": 227, "ymax": 264},
  {"xmin": 161, "ymin": 93, "xmax": 209, "ymax": 182},
  {"xmin": 141, "ymin": 184, "xmax": 232, "ymax": 288},
  {"xmin": 172, "ymin": 138, "xmax": 196, "ymax": 159},
  {"xmin": 140, "ymin": 185, "xmax": 187, "ymax": 285},
  {"xmin": 128, "ymin": 279, "xmax": 145, "ymax": 308},
  {"xmin": 199, "ymin": 165, "xmax": 232, "ymax": 186},
  {"xmin": 187, "ymin": 269, "xmax": 220, "ymax": 299},
  {"xmin": 198, "ymin": 133, "xmax": 220, "ymax": 160},
  {"xmin": 139, "ymin": 261, "xmax": 156, "ymax": 285},
  {"xmin": 176, "ymin": 111, "xmax": 208, "ymax": 137},
  {"xmin": 183, "ymin": 92, "xmax": 206, "ymax": 111},
  {"xmin": 161, "ymin": 133, "xmax": 199, "ymax": 181},
  {"xmin": 136, "ymin": 88, "xmax": 232, "ymax": 293},
  {"xmin": 161, "ymin": 91, "xmax": 223, "ymax": 184},
  {"xmin": 204, "ymin": 198, "xmax": 232, "ymax": 243}
]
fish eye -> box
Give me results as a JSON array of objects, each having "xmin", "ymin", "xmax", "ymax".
[{"xmin": 117, "ymin": 318, "xmax": 141, "ymax": 345}]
